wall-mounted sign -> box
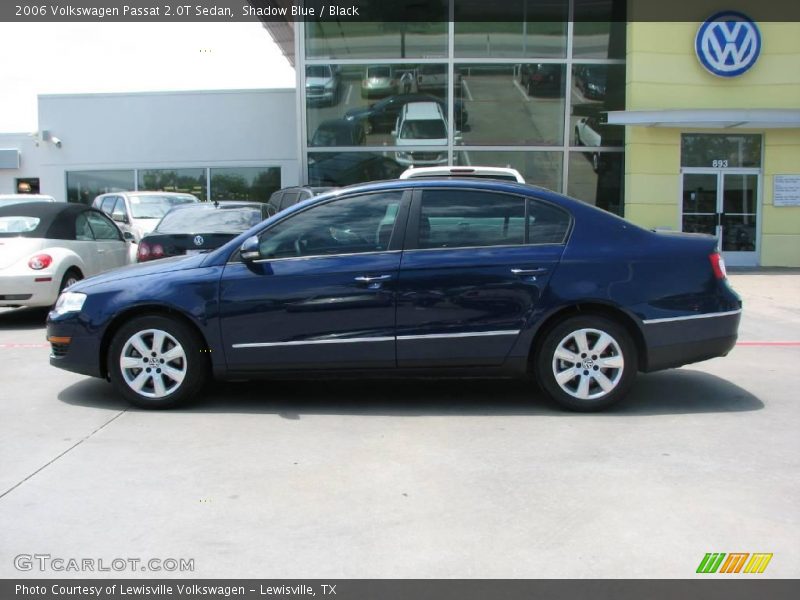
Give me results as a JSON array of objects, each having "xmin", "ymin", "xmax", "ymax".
[
  {"xmin": 695, "ymin": 11, "xmax": 761, "ymax": 78},
  {"xmin": 774, "ymin": 175, "xmax": 800, "ymax": 207}
]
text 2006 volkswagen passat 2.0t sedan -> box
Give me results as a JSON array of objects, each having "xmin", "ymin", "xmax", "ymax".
[{"xmin": 47, "ymin": 179, "xmax": 742, "ymax": 411}]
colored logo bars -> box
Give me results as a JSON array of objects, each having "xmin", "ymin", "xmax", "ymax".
[{"xmin": 696, "ymin": 553, "xmax": 773, "ymax": 574}]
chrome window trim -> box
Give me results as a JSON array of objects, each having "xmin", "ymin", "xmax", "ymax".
[
  {"xmin": 251, "ymin": 249, "xmax": 402, "ymax": 264},
  {"xmin": 642, "ymin": 309, "xmax": 742, "ymax": 325}
]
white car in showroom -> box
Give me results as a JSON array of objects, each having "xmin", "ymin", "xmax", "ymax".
[{"xmin": 0, "ymin": 202, "xmax": 130, "ymax": 308}]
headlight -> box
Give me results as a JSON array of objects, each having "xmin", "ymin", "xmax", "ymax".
[{"xmin": 52, "ymin": 292, "xmax": 87, "ymax": 316}]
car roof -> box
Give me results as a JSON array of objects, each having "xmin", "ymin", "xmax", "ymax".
[
  {"xmin": 97, "ymin": 191, "xmax": 198, "ymax": 198},
  {"xmin": 168, "ymin": 201, "xmax": 263, "ymax": 211},
  {"xmin": 0, "ymin": 201, "xmax": 90, "ymax": 219},
  {"xmin": 402, "ymin": 101, "xmax": 443, "ymax": 119},
  {"xmin": 0, "ymin": 194, "xmax": 57, "ymax": 201}
]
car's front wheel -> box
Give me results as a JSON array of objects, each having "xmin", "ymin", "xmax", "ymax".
[
  {"xmin": 108, "ymin": 315, "xmax": 208, "ymax": 409},
  {"xmin": 535, "ymin": 315, "xmax": 637, "ymax": 411}
]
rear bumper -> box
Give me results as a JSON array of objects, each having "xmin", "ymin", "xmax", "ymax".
[
  {"xmin": 642, "ymin": 310, "xmax": 741, "ymax": 372},
  {"xmin": 0, "ymin": 274, "xmax": 59, "ymax": 307}
]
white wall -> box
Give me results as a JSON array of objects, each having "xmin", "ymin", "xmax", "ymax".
[{"xmin": 0, "ymin": 88, "xmax": 299, "ymax": 201}]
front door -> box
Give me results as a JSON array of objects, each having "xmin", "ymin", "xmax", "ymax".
[
  {"xmin": 681, "ymin": 170, "xmax": 760, "ymax": 266},
  {"xmin": 219, "ymin": 190, "xmax": 409, "ymax": 372}
]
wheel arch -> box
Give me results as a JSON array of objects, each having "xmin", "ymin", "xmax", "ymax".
[
  {"xmin": 99, "ymin": 304, "xmax": 211, "ymax": 379},
  {"xmin": 528, "ymin": 302, "xmax": 648, "ymax": 372}
]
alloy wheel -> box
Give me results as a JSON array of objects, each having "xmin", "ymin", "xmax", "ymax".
[
  {"xmin": 551, "ymin": 328, "xmax": 624, "ymax": 400},
  {"xmin": 119, "ymin": 328, "xmax": 187, "ymax": 399}
]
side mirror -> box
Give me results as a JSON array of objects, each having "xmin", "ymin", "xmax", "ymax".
[
  {"xmin": 112, "ymin": 212, "xmax": 128, "ymax": 224},
  {"xmin": 122, "ymin": 231, "xmax": 136, "ymax": 243},
  {"xmin": 240, "ymin": 235, "xmax": 260, "ymax": 262}
]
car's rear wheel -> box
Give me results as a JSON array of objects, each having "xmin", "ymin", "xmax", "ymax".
[
  {"xmin": 535, "ymin": 315, "xmax": 637, "ymax": 411},
  {"xmin": 108, "ymin": 315, "xmax": 208, "ymax": 409}
]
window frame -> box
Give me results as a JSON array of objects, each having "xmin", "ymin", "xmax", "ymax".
[
  {"xmin": 403, "ymin": 187, "xmax": 572, "ymax": 251},
  {"xmin": 233, "ymin": 189, "xmax": 413, "ymax": 264}
]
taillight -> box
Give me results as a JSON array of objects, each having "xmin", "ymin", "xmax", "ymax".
[
  {"xmin": 137, "ymin": 242, "xmax": 164, "ymax": 262},
  {"xmin": 137, "ymin": 242, "xmax": 150, "ymax": 262},
  {"xmin": 709, "ymin": 252, "xmax": 727, "ymax": 280},
  {"xmin": 28, "ymin": 254, "xmax": 53, "ymax": 270}
]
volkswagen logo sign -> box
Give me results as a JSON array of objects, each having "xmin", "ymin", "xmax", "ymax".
[
  {"xmin": 696, "ymin": 11, "xmax": 761, "ymax": 78},
  {"xmin": 193, "ymin": 235, "xmax": 204, "ymax": 246}
]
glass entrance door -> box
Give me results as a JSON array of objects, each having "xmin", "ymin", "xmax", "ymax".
[{"xmin": 681, "ymin": 170, "xmax": 760, "ymax": 266}]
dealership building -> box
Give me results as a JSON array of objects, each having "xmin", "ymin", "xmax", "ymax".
[{"xmin": 0, "ymin": 0, "xmax": 798, "ymax": 267}]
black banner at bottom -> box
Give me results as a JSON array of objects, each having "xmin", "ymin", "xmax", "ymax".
[{"xmin": 3, "ymin": 579, "xmax": 799, "ymax": 600}]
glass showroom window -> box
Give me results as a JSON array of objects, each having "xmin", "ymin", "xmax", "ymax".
[
  {"xmin": 455, "ymin": 151, "xmax": 564, "ymax": 192},
  {"xmin": 567, "ymin": 151, "xmax": 623, "ymax": 215},
  {"xmin": 210, "ymin": 167, "xmax": 281, "ymax": 203},
  {"xmin": 138, "ymin": 168, "xmax": 207, "ymax": 200},
  {"xmin": 308, "ymin": 152, "xmax": 405, "ymax": 187},
  {"xmin": 66, "ymin": 170, "xmax": 135, "ymax": 204},
  {"xmin": 454, "ymin": 0, "xmax": 568, "ymax": 58},
  {"xmin": 456, "ymin": 63, "xmax": 566, "ymax": 146}
]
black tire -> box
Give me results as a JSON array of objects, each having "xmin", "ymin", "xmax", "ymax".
[
  {"xmin": 535, "ymin": 315, "xmax": 638, "ymax": 412},
  {"xmin": 59, "ymin": 268, "xmax": 82, "ymax": 293},
  {"xmin": 107, "ymin": 315, "xmax": 209, "ymax": 409}
]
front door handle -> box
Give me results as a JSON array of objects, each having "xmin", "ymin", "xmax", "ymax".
[
  {"xmin": 511, "ymin": 268, "xmax": 548, "ymax": 275},
  {"xmin": 354, "ymin": 274, "xmax": 393, "ymax": 282}
]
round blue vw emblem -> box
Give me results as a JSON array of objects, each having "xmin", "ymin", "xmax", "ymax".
[
  {"xmin": 193, "ymin": 235, "xmax": 204, "ymax": 246},
  {"xmin": 696, "ymin": 11, "xmax": 761, "ymax": 77}
]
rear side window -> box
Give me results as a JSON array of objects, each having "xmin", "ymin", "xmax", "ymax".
[
  {"xmin": 279, "ymin": 191, "xmax": 299, "ymax": 210},
  {"xmin": 416, "ymin": 190, "xmax": 570, "ymax": 249},
  {"xmin": 418, "ymin": 190, "xmax": 525, "ymax": 249},
  {"xmin": 528, "ymin": 200, "xmax": 570, "ymax": 244}
]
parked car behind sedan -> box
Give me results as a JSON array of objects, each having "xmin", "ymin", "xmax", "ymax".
[
  {"xmin": 93, "ymin": 191, "xmax": 199, "ymax": 242},
  {"xmin": 361, "ymin": 65, "xmax": 398, "ymax": 98},
  {"xmin": 48, "ymin": 179, "xmax": 741, "ymax": 412},
  {"xmin": 267, "ymin": 186, "xmax": 336, "ymax": 214},
  {"xmin": 0, "ymin": 194, "xmax": 60, "ymax": 207},
  {"xmin": 136, "ymin": 201, "xmax": 272, "ymax": 262},
  {"xmin": 0, "ymin": 202, "xmax": 129, "ymax": 308}
]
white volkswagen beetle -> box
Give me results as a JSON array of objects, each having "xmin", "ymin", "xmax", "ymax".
[{"xmin": 0, "ymin": 202, "xmax": 131, "ymax": 308}]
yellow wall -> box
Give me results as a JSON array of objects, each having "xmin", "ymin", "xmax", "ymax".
[{"xmin": 624, "ymin": 20, "xmax": 800, "ymax": 266}]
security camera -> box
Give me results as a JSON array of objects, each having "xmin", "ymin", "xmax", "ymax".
[{"xmin": 51, "ymin": 136, "xmax": 62, "ymax": 148}]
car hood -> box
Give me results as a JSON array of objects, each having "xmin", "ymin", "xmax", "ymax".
[
  {"xmin": 345, "ymin": 106, "xmax": 373, "ymax": 120},
  {"xmin": 306, "ymin": 76, "xmax": 332, "ymax": 87},
  {"xmin": 68, "ymin": 253, "xmax": 208, "ymax": 292}
]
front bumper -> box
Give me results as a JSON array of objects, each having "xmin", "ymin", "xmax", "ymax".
[
  {"xmin": 0, "ymin": 274, "xmax": 60, "ymax": 307},
  {"xmin": 642, "ymin": 310, "xmax": 741, "ymax": 372},
  {"xmin": 47, "ymin": 315, "xmax": 104, "ymax": 378}
]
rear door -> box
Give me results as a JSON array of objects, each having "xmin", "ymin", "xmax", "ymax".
[{"xmin": 396, "ymin": 188, "xmax": 569, "ymax": 368}]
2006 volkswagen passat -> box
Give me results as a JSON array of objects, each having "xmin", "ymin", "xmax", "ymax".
[{"xmin": 47, "ymin": 179, "xmax": 741, "ymax": 411}]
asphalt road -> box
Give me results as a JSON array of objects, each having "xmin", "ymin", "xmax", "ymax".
[{"xmin": 0, "ymin": 271, "xmax": 797, "ymax": 578}]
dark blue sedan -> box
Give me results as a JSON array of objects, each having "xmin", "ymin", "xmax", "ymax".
[{"xmin": 47, "ymin": 179, "xmax": 741, "ymax": 411}]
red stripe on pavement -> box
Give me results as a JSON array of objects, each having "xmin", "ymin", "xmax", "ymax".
[{"xmin": 0, "ymin": 343, "xmax": 49, "ymax": 349}]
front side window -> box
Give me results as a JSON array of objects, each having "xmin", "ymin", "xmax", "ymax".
[
  {"xmin": 75, "ymin": 213, "xmax": 94, "ymax": 241},
  {"xmin": 86, "ymin": 212, "xmax": 122, "ymax": 241},
  {"xmin": 257, "ymin": 192, "xmax": 404, "ymax": 260}
]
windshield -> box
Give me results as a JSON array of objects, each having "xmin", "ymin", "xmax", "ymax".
[
  {"xmin": 129, "ymin": 195, "xmax": 195, "ymax": 219},
  {"xmin": 156, "ymin": 207, "xmax": 263, "ymax": 234},
  {"xmin": 306, "ymin": 65, "xmax": 330, "ymax": 78},
  {"xmin": 312, "ymin": 129, "xmax": 343, "ymax": 146},
  {"xmin": 400, "ymin": 119, "xmax": 447, "ymax": 139}
]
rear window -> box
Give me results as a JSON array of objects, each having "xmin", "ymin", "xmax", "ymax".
[
  {"xmin": 156, "ymin": 207, "xmax": 264, "ymax": 234},
  {"xmin": 0, "ymin": 216, "xmax": 40, "ymax": 235},
  {"xmin": 129, "ymin": 195, "xmax": 195, "ymax": 219},
  {"xmin": 368, "ymin": 66, "xmax": 391, "ymax": 78}
]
